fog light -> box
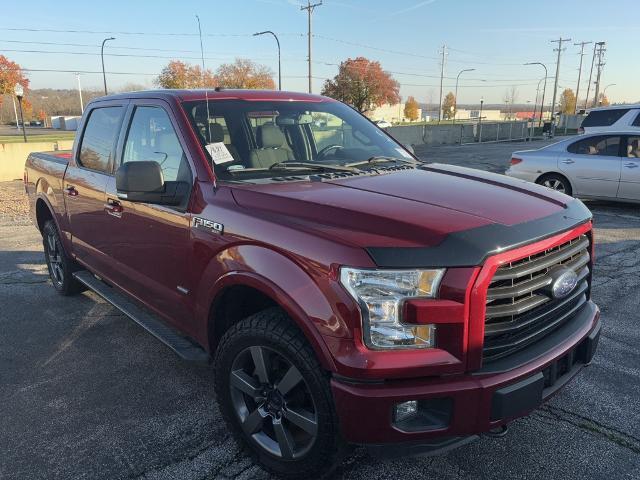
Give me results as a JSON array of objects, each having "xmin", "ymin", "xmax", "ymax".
[{"xmin": 394, "ymin": 400, "xmax": 418, "ymax": 422}]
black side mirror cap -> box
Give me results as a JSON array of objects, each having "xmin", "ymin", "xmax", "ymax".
[{"xmin": 116, "ymin": 161, "xmax": 186, "ymax": 206}]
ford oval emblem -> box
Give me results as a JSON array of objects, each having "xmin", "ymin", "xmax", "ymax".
[{"xmin": 551, "ymin": 268, "xmax": 578, "ymax": 299}]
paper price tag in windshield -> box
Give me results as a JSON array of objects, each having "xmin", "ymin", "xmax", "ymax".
[{"xmin": 206, "ymin": 142, "xmax": 235, "ymax": 165}]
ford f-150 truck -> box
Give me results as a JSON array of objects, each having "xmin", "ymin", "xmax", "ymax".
[{"xmin": 25, "ymin": 89, "xmax": 601, "ymax": 478}]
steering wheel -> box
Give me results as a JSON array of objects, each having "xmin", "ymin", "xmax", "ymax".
[{"xmin": 316, "ymin": 144, "xmax": 344, "ymax": 159}]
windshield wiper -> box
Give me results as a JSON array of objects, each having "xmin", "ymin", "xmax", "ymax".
[
  {"xmin": 227, "ymin": 161, "xmax": 358, "ymax": 174},
  {"xmin": 346, "ymin": 156, "xmax": 420, "ymax": 169}
]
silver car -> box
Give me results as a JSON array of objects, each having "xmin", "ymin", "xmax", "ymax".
[{"xmin": 506, "ymin": 132, "xmax": 640, "ymax": 203}]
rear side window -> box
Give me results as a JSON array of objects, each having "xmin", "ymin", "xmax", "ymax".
[
  {"xmin": 632, "ymin": 112, "xmax": 640, "ymax": 127},
  {"xmin": 568, "ymin": 135, "xmax": 621, "ymax": 156},
  {"xmin": 581, "ymin": 109, "xmax": 630, "ymax": 127},
  {"xmin": 78, "ymin": 107, "xmax": 124, "ymax": 172}
]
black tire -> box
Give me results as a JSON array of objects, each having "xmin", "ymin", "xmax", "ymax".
[
  {"xmin": 214, "ymin": 308, "xmax": 346, "ymax": 479},
  {"xmin": 536, "ymin": 173, "xmax": 573, "ymax": 196},
  {"xmin": 42, "ymin": 220, "xmax": 85, "ymax": 296}
]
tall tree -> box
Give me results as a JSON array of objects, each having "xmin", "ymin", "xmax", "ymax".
[
  {"xmin": 321, "ymin": 57, "xmax": 400, "ymax": 113},
  {"xmin": 442, "ymin": 92, "xmax": 456, "ymax": 120},
  {"xmin": 0, "ymin": 55, "xmax": 29, "ymax": 100},
  {"xmin": 404, "ymin": 96, "xmax": 419, "ymax": 121},
  {"xmin": 559, "ymin": 88, "xmax": 577, "ymax": 114},
  {"xmin": 215, "ymin": 58, "xmax": 275, "ymax": 89},
  {"xmin": 155, "ymin": 60, "xmax": 216, "ymax": 89}
]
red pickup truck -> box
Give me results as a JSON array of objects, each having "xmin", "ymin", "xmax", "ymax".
[{"xmin": 25, "ymin": 89, "xmax": 600, "ymax": 478}]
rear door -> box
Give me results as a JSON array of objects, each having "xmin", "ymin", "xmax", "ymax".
[
  {"xmin": 560, "ymin": 134, "xmax": 622, "ymax": 198},
  {"xmin": 618, "ymin": 135, "xmax": 640, "ymax": 200},
  {"xmin": 64, "ymin": 103, "xmax": 126, "ymax": 275},
  {"xmin": 103, "ymin": 99, "xmax": 195, "ymax": 328}
]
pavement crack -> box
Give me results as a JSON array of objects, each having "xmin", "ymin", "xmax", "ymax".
[{"xmin": 537, "ymin": 405, "xmax": 640, "ymax": 454}]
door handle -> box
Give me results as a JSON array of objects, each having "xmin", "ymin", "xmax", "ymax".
[
  {"xmin": 104, "ymin": 199, "xmax": 124, "ymax": 217},
  {"xmin": 623, "ymin": 162, "xmax": 639, "ymax": 168},
  {"xmin": 561, "ymin": 159, "xmax": 575, "ymax": 164},
  {"xmin": 64, "ymin": 185, "xmax": 79, "ymax": 196}
]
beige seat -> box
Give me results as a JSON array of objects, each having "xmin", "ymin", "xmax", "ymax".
[{"xmin": 249, "ymin": 124, "xmax": 294, "ymax": 168}]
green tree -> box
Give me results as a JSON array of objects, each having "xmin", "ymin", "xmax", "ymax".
[
  {"xmin": 442, "ymin": 92, "xmax": 456, "ymax": 120},
  {"xmin": 559, "ymin": 88, "xmax": 577, "ymax": 114},
  {"xmin": 404, "ymin": 96, "xmax": 419, "ymax": 121},
  {"xmin": 321, "ymin": 57, "xmax": 400, "ymax": 113}
]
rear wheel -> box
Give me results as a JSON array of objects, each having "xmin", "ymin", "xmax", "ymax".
[
  {"xmin": 536, "ymin": 173, "xmax": 573, "ymax": 196},
  {"xmin": 214, "ymin": 308, "xmax": 345, "ymax": 478},
  {"xmin": 42, "ymin": 220, "xmax": 85, "ymax": 295}
]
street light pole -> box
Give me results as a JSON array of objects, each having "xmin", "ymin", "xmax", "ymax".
[
  {"xmin": 525, "ymin": 62, "xmax": 548, "ymax": 128},
  {"xmin": 254, "ymin": 31, "xmax": 281, "ymax": 90},
  {"xmin": 14, "ymin": 83, "xmax": 27, "ymax": 143},
  {"xmin": 602, "ymin": 83, "xmax": 616, "ymax": 104},
  {"xmin": 76, "ymin": 73, "xmax": 84, "ymax": 113},
  {"xmin": 453, "ymin": 68, "xmax": 475, "ymax": 124},
  {"xmin": 478, "ymin": 97, "xmax": 484, "ymax": 142},
  {"xmin": 101, "ymin": 37, "xmax": 115, "ymax": 96}
]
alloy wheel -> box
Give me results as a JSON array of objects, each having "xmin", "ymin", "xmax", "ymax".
[
  {"xmin": 229, "ymin": 345, "xmax": 318, "ymax": 460},
  {"xmin": 45, "ymin": 232, "xmax": 64, "ymax": 287},
  {"xmin": 542, "ymin": 178, "xmax": 566, "ymax": 192}
]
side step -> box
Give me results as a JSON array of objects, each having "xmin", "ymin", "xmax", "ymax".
[{"xmin": 73, "ymin": 271, "xmax": 210, "ymax": 364}]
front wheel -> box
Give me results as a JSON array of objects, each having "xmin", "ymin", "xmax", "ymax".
[
  {"xmin": 214, "ymin": 308, "xmax": 345, "ymax": 478},
  {"xmin": 536, "ymin": 173, "xmax": 573, "ymax": 196}
]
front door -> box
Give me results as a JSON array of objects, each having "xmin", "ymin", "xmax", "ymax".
[
  {"xmin": 560, "ymin": 134, "xmax": 622, "ymax": 198},
  {"xmin": 104, "ymin": 101, "xmax": 195, "ymax": 329},
  {"xmin": 618, "ymin": 135, "xmax": 640, "ymax": 201},
  {"xmin": 65, "ymin": 104, "xmax": 126, "ymax": 276}
]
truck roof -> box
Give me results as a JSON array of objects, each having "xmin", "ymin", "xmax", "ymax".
[{"xmin": 93, "ymin": 89, "xmax": 334, "ymax": 103}]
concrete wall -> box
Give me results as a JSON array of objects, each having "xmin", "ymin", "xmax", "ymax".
[
  {"xmin": 0, "ymin": 141, "xmax": 74, "ymax": 181},
  {"xmin": 386, "ymin": 121, "xmax": 529, "ymax": 147}
]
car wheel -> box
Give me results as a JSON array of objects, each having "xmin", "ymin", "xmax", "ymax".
[
  {"xmin": 42, "ymin": 220, "xmax": 85, "ymax": 295},
  {"xmin": 214, "ymin": 308, "xmax": 346, "ymax": 479},
  {"xmin": 537, "ymin": 173, "xmax": 573, "ymax": 196}
]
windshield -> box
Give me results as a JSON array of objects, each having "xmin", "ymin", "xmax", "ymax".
[{"xmin": 181, "ymin": 99, "xmax": 415, "ymax": 180}]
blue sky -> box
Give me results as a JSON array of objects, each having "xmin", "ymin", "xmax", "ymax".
[{"xmin": 1, "ymin": 0, "xmax": 638, "ymax": 106}]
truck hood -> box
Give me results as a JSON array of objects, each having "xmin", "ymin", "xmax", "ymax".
[{"xmin": 230, "ymin": 164, "xmax": 579, "ymax": 255}]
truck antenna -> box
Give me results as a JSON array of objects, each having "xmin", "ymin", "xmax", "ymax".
[{"xmin": 196, "ymin": 15, "xmax": 213, "ymax": 150}]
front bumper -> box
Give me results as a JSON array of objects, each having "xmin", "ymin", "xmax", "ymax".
[{"xmin": 331, "ymin": 301, "xmax": 600, "ymax": 445}]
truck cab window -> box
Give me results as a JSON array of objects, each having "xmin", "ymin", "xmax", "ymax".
[
  {"xmin": 78, "ymin": 106, "xmax": 123, "ymax": 173},
  {"xmin": 123, "ymin": 106, "xmax": 192, "ymax": 183}
]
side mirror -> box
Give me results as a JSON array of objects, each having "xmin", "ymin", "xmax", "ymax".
[{"xmin": 116, "ymin": 161, "xmax": 185, "ymax": 206}]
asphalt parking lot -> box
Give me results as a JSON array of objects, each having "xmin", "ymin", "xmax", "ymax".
[{"xmin": 1, "ymin": 139, "xmax": 639, "ymax": 479}]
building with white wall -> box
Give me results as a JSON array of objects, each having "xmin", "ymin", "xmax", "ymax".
[{"xmin": 369, "ymin": 103, "xmax": 423, "ymax": 123}]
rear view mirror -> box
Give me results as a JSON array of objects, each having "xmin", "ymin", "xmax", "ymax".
[{"xmin": 116, "ymin": 161, "xmax": 185, "ymax": 206}]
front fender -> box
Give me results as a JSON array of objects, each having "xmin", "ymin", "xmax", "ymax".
[{"xmin": 195, "ymin": 244, "xmax": 358, "ymax": 372}]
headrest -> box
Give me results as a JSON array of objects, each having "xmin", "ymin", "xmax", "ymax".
[
  {"xmin": 258, "ymin": 124, "xmax": 285, "ymax": 148},
  {"xmin": 193, "ymin": 104, "xmax": 208, "ymax": 123},
  {"xmin": 588, "ymin": 145, "xmax": 598, "ymax": 155},
  {"xmin": 209, "ymin": 123, "xmax": 225, "ymax": 143}
]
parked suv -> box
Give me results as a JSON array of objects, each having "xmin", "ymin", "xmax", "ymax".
[
  {"xmin": 25, "ymin": 89, "xmax": 600, "ymax": 478},
  {"xmin": 579, "ymin": 104, "xmax": 640, "ymax": 134}
]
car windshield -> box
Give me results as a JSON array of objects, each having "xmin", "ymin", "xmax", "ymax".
[{"xmin": 181, "ymin": 99, "xmax": 415, "ymax": 180}]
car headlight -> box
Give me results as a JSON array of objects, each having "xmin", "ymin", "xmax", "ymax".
[{"xmin": 339, "ymin": 267, "xmax": 445, "ymax": 350}]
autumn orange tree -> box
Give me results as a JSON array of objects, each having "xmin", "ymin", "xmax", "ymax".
[
  {"xmin": 155, "ymin": 60, "xmax": 216, "ymax": 89},
  {"xmin": 0, "ymin": 55, "xmax": 29, "ymax": 97},
  {"xmin": 404, "ymin": 96, "xmax": 419, "ymax": 121},
  {"xmin": 321, "ymin": 57, "xmax": 400, "ymax": 113},
  {"xmin": 559, "ymin": 88, "xmax": 577, "ymax": 114},
  {"xmin": 215, "ymin": 58, "xmax": 275, "ymax": 89},
  {"xmin": 442, "ymin": 92, "xmax": 456, "ymax": 119}
]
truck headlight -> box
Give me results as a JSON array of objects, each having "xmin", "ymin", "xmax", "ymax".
[{"xmin": 339, "ymin": 267, "xmax": 445, "ymax": 349}]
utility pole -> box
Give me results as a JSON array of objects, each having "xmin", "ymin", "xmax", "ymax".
[
  {"xmin": 584, "ymin": 42, "xmax": 598, "ymax": 110},
  {"xmin": 593, "ymin": 42, "xmax": 606, "ymax": 106},
  {"xmin": 301, "ymin": 1, "xmax": 322, "ymax": 94},
  {"xmin": 573, "ymin": 41, "xmax": 591, "ymax": 113},
  {"xmin": 550, "ymin": 37, "xmax": 571, "ymax": 137},
  {"xmin": 76, "ymin": 73, "xmax": 84, "ymax": 114},
  {"xmin": 438, "ymin": 45, "xmax": 447, "ymax": 123}
]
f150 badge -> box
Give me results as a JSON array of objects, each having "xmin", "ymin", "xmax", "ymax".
[{"xmin": 192, "ymin": 217, "xmax": 224, "ymax": 235}]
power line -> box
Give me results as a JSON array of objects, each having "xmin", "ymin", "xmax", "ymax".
[
  {"xmin": 301, "ymin": 1, "xmax": 322, "ymax": 93},
  {"xmin": 573, "ymin": 41, "xmax": 592, "ymax": 113},
  {"xmin": 593, "ymin": 42, "xmax": 606, "ymax": 106},
  {"xmin": 549, "ymin": 37, "xmax": 571, "ymax": 135}
]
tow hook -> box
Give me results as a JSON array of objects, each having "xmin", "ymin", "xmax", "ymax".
[{"xmin": 485, "ymin": 424, "xmax": 509, "ymax": 438}]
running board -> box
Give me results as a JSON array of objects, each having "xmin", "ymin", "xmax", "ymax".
[{"xmin": 73, "ymin": 271, "xmax": 210, "ymax": 364}]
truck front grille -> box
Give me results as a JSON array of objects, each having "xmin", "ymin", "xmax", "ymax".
[{"xmin": 483, "ymin": 234, "xmax": 591, "ymax": 363}]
